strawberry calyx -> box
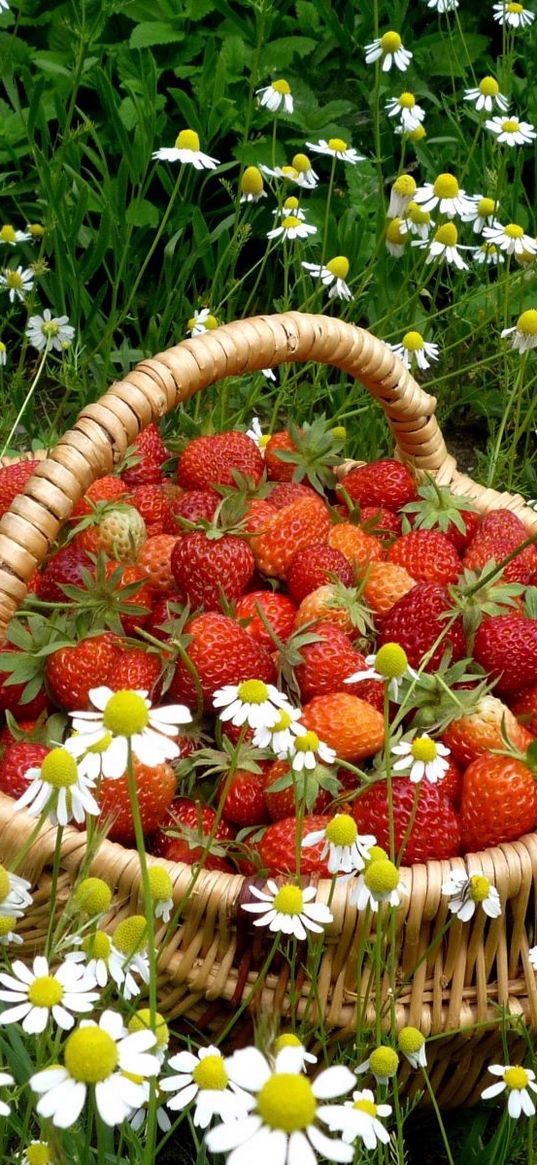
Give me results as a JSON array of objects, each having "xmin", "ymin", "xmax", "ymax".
[
  {"xmin": 450, "ymin": 563, "xmax": 525, "ymax": 640},
  {"xmin": 269, "ymin": 416, "xmax": 345, "ymax": 495},
  {"xmin": 45, "ymin": 555, "xmax": 152, "ymax": 638},
  {"xmin": 266, "ymin": 761, "xmax": 341, "ymax": 813},
  {"xmin": 398, "ymin": 653, "xmax": 490, "ymax": 733},
  {"xmin": 0, "ymin": 612, "xmax": 74, "ymax": 707},
  {"xmin": 400, "ymin": 476, "xmax": 479, "ymax": 536}
]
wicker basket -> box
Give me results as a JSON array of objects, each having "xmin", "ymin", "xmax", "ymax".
[{"xmin": 1, "ymin": 311, "xmax": 537, "ymax": 1109}]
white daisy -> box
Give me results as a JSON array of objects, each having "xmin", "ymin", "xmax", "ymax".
[
  {"xmin": 344, "ymin": 643, "xmax": 409, "ymax": 700},
  {"xmin": 68, "ymin": 686, "xmax": 192, "ymax": 779},
  {"xmin": 502, "ymin": 309, "xmax": 537, "ymax": 351},
  {"xmin": 0, "ymin": 864, "xmax": 32, "ymax": 918},
  {"xmin": 485, "ymin": 115, "xmax": 536, "ymax": 146},
  {"xmin": 205, "ymin": 1045, "xmax": 356, "ymax": 1165},
  {"xmin": 160, "ymin": 1044, "xmax": 251, "ymax": 1128},
  {"xmin": 365, "ymin": 30, "xmax": 413, "ymax": 71},
  {"xmin": 128, "ymin": 1085, "xmax": 172, "ymax": 1133},
  {"xmin": 0, "ymin": 224, "xmax": 30, "ymax": 244},
  {"xmin": 461, "ymin": 194, "xmax": 498, "ymax": 234},
  {"xmin": 351, "ymin": 857, "xmax": 407, "ymax": 913},
  {"xmin": 0, "ymin": 916, "xmax": 22, "ymax": 945},
  {"xmin": 0, "ymin": 955, "xmax": 99, "ymax": 1034},
  {"xmin": 398, "ymin": 1026, "xmax": 427, "ymax": 1070},
  {"xmin": 148, "ymin": 865, "xmax": 174, "ymax": 923},
  {"xmin": 385, "ymin": 217, "xmax": 408, "ymax": 257},
  {"xmin": 267, "ymin": 215, "xmax": 317, "ymax": 241},
  {"xmin": 252, "ymin": 703, "xmax": 304, "ymax": 753},
  {"xmin": 186, "ymin": 307, "xmax": 219, "ymax": 336},
  {"xmin": 492, "ymin": 2, "xmax": 535, "ymax": 28},
  {"xmin": 213, "ymin": 679, "xmax": 291, "ymax": 730},
  {"xmin": 284, "ymin": 728, "xmax": 336, "ymax": 772},
  {"xmin": 66, "ymin": 930, "xmax": 148, "ymax": 1001},
  {"xmin": 412, "ymin": 173, "xmax": 473, "ymax": 217},
  {"xmin": 272, "ymin": 1033, "xmax": 318, "ymax": 1070},
  {"xmin": 322, "ymin": 1088, "xmax": 392, "ymax": 1150},
  {"xmin": 14, "ymin": 746, "xmax": 100, "ymax": 826},
  {"xmin": 402, "ymin": 200, "xmax": 434, "ymax": 239},
  {"xmin": 0, "ymin": 265, "xmax": 34, "ymax": 302},
  {"xmin": 302, "ymin": 814, "xmax": 376, "ymax": 875},
  {"xmin": 423, "ymin": 0, "xmax": 459, "ymax": 9},
  {"xmin": 385, "ymin": 92, "xmax": 425, "ymax": 132},
  {"xmin": 0, "ymin": 1069, "xmax": 14, "ymax": 1117},
  {"xmin": 391, "ymin": 733, "xmax": 450, "ymax": 784},
  {"xmin": 442, "ymin": 870, "xmax": 502, "ymax": 922},
  {"xmin": 305, "ymin": 137, "xmax": 365, "ymax": 164},
  {"xmin": 242, "ymin": 881, "xmax": 333, "ymax": 940},
  {"xmin": 256, "ymin": 79, "xmax": 294, "ymax": 114},
  {"xmin": 262, "ymin": 367, "xmax": 277, "ymax": 380},
  {"xmin": 246, "ymin": 416, "xmax": 263, "ymax": 445},
  {"xmin": 464, "ymin": 77, "xmax": 509, "ymax": 113},
  {"xmin": 30, "ymin": 1008, "xmax": 160, "ymax": 1129},
  {"xmin": 482, "ymin": 221, "xmax": 537, "ymax": 256},
  {"xmin": 20, "ymin": 1141, "xmax": 53, "ymax": 1165},
  {"xmin": 388, "ymin": 174, "xmax": 417, "ymax": 217},
  {"xmin": 240, "ymin": 166, "xmax": 267, "ymax": 203},
  {"xmin": 417, "ymin": 222, "xmax": 469, "ymax": 270},
  {"xmin": 473, "ymin": 242, "xmax": 505, "ymax": 265},
  {"xmin": 153, "ymin": 128, "xmax": 219, "ymax": 170},
  {"xmin": 389, "ymin": 331, "xmax": 440, "ymax": 371},
  {"xmin": 301, "ymin": 256, "xmax": 352, "ymax": 301},
  {"xmin": 0, "ymin": 340, "xmax": 6, "ymax": 365},
  {"xmin": 25, "ymin": 309, "xmax": 75, "ymax": 352},
  {"xmin": 482, "ymin": 1064, "xmax": 537, "ymax": 1117},
  {"xmin": 260, "ymin": 157, "xmax": 319, "ymax": 188},
  {"xmin": 274, "ymin": 197, "xmax": 306, "ymax": 221}
]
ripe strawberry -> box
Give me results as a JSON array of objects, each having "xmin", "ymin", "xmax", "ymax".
[
  {"xmin": 442, "ymin": 694, "xmax": 534, "ymax": 766},
  {"xmin": 294, "ymin": 584, "xmax": 368, "ymax": 638},
  {"xmin": 293, "ymin": 622, "xmax": 378, "ymax": 704},
  {"xmin": 104, "ymin": 562, "xmax": 153, "ymax": 636},
  {"xmin": 0, "ymin": 459, "xmax": 42, "ymax": 519},
  {"xmin": 0, "ymin": 742, "xmax": 49, "ymax": 800},
  {"xmin": 378, "ymin": 583, "xmax": 466, "ymax": 671},
  {"xmin": 177, "ymin": 432, "xmax": 264, "ymax": 490},
  {"xmin": 362, "ymin": 562, "xmax": 416, "ymax": 617},
  {"xmin": 129, "ymin": 483, "xmax": 173, "ymax": 535},
  {"xmin": 473, "ymin": 615, "xmax": 537, "ymax": 695},
  {"xmin": 251, "ymin": 495, "xmax": 331, "ymax": 578},
  {"xmin": 107, "ymin": 649, "xmax": 163, "ymax": 701},
  {"xmin": 258, "ymin": 814, "xmax": 332, "ymax": 875},
  {"xmin": 0, "ymin": 650, "xmax": 48, "ymax": 719},
  {"xmin": 0, "ymin": 720, "xmax": 37, "ymax": 746},
  {"xmin": 353, "ymin": 778, "xmax": 461, "ymax": 864},
  {"xmin": 219, "ymin": 769, "xmax": 268, "ymax": 827},
  {"xmin": 263, "ymin": 431, "xmax": 299, "ymax": 482},
  {"xmin": 151, "ymin": 798, "xmax": 234, "ymax": 870},
  {"xmin": 301, "ymin": 692, "xmax": 384, "ymax": 762},
  {"xmin": 99, "ymin": 758, "xmax": 176, "ymax": 844},
  {"xmin": 36, "ymin": 546, "xmax": 94, "ymax": 603},
  {"xmin": 387, "ymin": 530, "xmax": 461, "ymax": 586},
  {"xmin": 327, "ymin": 522, "xmax": 384, "ymax": 573},
  {"xmin": 262, "ymin": 759, "xmax": 332, "ymax": 821},
  {"xmin": 437, "ymin": 756, "xmax": 464, "ymax": 806},
  {"xmin": 511, "ymin": 684, "xmax": 537, "ymax": 734},
  {"xmin": 286, "ymin": 543, "xmax": 353, "ymax": 605},
  {"xmin": 164, "ymin": 488, "xmax": 220, "ymax": 532},
  {"xmin": 169, "ymin": 612, "xmax": 276, "ymax": 709},
  {"xmin": 463, "ymin": 510, "xmax": 537, "ymax": 585},
  {"xmin": 235, "ymin": 591, "xmax": 297, "ymax": 649},
  {"xmin": 242, "ymin": 498, "xmax": 277, "ymax": 537},
  {"xmin": 340, "ymin": 459, "xmax": 417, "ymax": 511},
  {"xmin": 76, "ymin": 504, "xmax": 146, "ymax": 562},
  {"xmin": 137, "ymin": 535, "xmax": 179, "ymax": 594},
  {"xmin": 400, "ymin": 481, "xmax": 481, "ymax": 553},
  {"xmin": 461, "ymin": 755, "xmax": 537, "ymax": 852},
  {"xmin": 144, "ymin": 593, "xmax": 185, "ymax": 642},
  {"xmin": 46, "ymin": 633, "xmax": 122, "ymax": 710},
  {"xmin": 359, "ymin": 506, "xmax": 403, "ymax": 541},
  {"xmin": 171, "ymin": 530, "xmax": 255, "ymax": 610},
  {"xmin": 71, "ymin": 475, "xmax": 129, "ymax": 518},
  {"xmin": 121, "ymin": 423, "xmax": 169, "ymax": 488},
  {"xmin": 268, "ymin": 482, "xmax": 318, "ymax": 509}
]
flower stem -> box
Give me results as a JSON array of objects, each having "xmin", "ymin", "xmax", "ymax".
[
  {"xmin": 422, "ymin": 1066, "xmax": 456, "ymax": 1165},
  {"xmin": 45, "ymin": 824, "xmax": 64, "ymax": 958},
  {"xmin": 1, "ymin": 344, "xmax": 49, "ymax": 456}
]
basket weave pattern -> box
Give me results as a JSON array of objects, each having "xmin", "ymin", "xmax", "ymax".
[{"xmin": 1, "ymin": 312, "xmax": 537, "ymax": 1108}]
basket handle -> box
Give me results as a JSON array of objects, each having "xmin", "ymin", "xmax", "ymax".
[{"xmin": 0, "ymin": 312, "xmax": 452, "ymax": 635}]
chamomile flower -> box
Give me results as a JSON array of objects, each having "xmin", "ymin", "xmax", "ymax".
[
  {"xmin": 301, "ymin": 256, "xmax": 352, "ymax": 300},
  {"xmin": 302, "ymin": 814, "xmax": 376, "ymax": 874},
  {"xmin": 464, "ymin": 76, "xmax": 509, "ymax": 113},
  {"xmin": 205, "ymin": 1045, "xmax": 356, "ymax": 1165},
  {"xmin": 364, "ymin": 31, "xmax": 413, "ymax": 72},
  {"xmin": 286, "ymin": 728, "xmax": 336, "ymax": 771},
  {"xmin": 501, "ymin": 309, "xmax": 537, "ymax": 351},
  {"xmin": 485, "ymin": 115, "xmax": 536, "ymax": 146},
  {"xmin": 423, "ymin": 0, "xmax": 459, "ymax": 8},
  {"xmin": 290, "ymin": 153, "xmax": 319, "ymax": 187},
  {"xmin": 492, "ymin": 2, "xmax": 535, "ymax": 28},
  {"xmin": 385, "ymin": 92, "xmax": 425, "ymax": 132},
  {"xmin": 66, "ymin": 929, "xmax": 148, "ymax": 1000},
  {"xmin": 385, "ymin": 218, "xmax": 408, "ymax": 257},
  {"xmin": 256, "ymin": 79, "xmax": 294, "ymax": 114},
  {"xmin": 0, "ymin": 265, "xmax": 34, "ymax": 302},
  {"xmin": 321, "ymin": 1088, "xmax": 392, "ymax": 1151},
  {"xmin": 21, "ymin": 1142, "xmax": 54, "ymax": 1165},
  {"xmin": 242, "ymin": 881, "xmax": 333, "ymax": 940},
  {"xmin": 356, "ymin": 1046, "xmax": 399, "ymax": 1086},
  {"xmin": 461, "ymin": 195, "xmax": 498, "ymax": 233},
  {"xmin": 442, "ymin": 870, "xmax": 502, "ymax": 921},
  {"xmin": 482, "ymin": 1064, "xmax": 537, "ymax": 1117},
  {"xmin": 148, "ymin": 866, "xmax": 174, "ymax": 923},
  {"xmin": 240, "ymin": 166, "xmax": 267, "ymax": 203},
  {"xmin": 127, "ymin": 1007, "xmax": 170, "ymax": 1065},
  {"xmin": 161, "ymin": 1045, "xmax": 251, "ymax": 1127},
  {"xmin": 0, "ymin": 916, "xmax": 23, "ymax": 945},
  {"xmin": 274, "ymin": 196, "xmax": 306, "ymax": 221},
  {"xmin": 262, "ymin": 367, "xmax": 277, "ymax": 380},
  {"xmin": 213, "ymin": 679, "xmax": 291, "ymax": 730},
  {"xmin": 68, "ymin": 686, "xmax": 192, "ymax": 779},
  {"xmin": 483, "ymin": 222, "xmax": 537, "ymax": 256},
  {"xmin": 25, "ymin": 310, "xmax": 75, "ymax": 352},
  {"xmin": 30, "ymin": 1008, "xmax": 160, "ymax": 1128},
  {"xmin": 351, "ymin": 857, "xmax": 407, "ymax": 913},
  {"xmin": 153, "ymin": 128, "xmax": 219, "ymax": 169},
  {"xmin": 306, "ymin": 137, "xmax": 365, "ymax": 164},
  {"xmin": 398, "ymin": 1026, "xmax": 428, "ymax": 1069},
  {"xmin": 0, "ymin": 956, "xmax": 98, "ymax": 1034},
  {"xmin": 267, "ymin": 215, "xmax": 317, "ymax": 242},
  {"xmin": 246, "ymin": 416, "xmax": 264, "ymax": 445},
  {"xmin": 128, "ymin": 1085, "xmax": 172, "ymax": 1133},
  {"xmin": 26, "ymin": 223, "xmax": 45, "ymax": 240},
  {"xmin": 389, "ymin": 331, "xmax": 440, "ymax": 370},
  {"xmin": 0, "ymin": 224, "xmax": 30, "ymax": 244},
  {"xmin": 0, "ymin": 1069, "xmax": 14, "ymax": 1117},
  {"xmin": 252, "ymin": 703, "xmax": 304, "ymax": 753},
  {"xmin": 15, "ymin": 747, "xmax": 100, "ymax": 826},
  {"xmin": 418, "ymin": 222, "xmax": 469, "ymax": 270},
  {"xmin": 0, "ymin": 340, "xmax": 6, "ymax": 365},
  {"xmin": 345, "ymin": 643, "xmax": 409, "ymax": 700},
  {"xmin": 412, "ymin": 173, "xmax": 473, "ymax": 217},
  {"xmin": 473, "ymin": 242, "xmax": 504, "ymax": 265},
  {"xmin": 272, "ymin": 1033, "xmax": 318, "ymax": 1070},
  {"xmin": 187, "ymin": 307, "xmax": 219, "ymax": 335},
  {"xmin": 402, "ymin": 201, "xmax": 434, "ymax": 239},
  {"xmin": 0, "ymin": 863, "xmax": 32, "ymax": 918},
  {"xmin": 388, "ymin": 174, "xmax": 417, "ymax": 217},
  {"xmin": 391, "ymin": 733, "xmax": 450, "ymax": 784}
]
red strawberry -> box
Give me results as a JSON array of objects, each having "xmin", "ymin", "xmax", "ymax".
[
  {"xmin": 258, "ymin": 814, "xmax": 332, "ymax": 874},
  {"xmin": 0, "ymin": 742, "xmax": 49, "ymax": 800},
  {"xmin": 301, "ymin": 692, "xmax": 384, "ymax": 762},
  {"xmin": 164, "ymin": 488, "xmax": 220, "ymax": 532},
  {"xmin": 379, "ymin": 583, "xmax": 466, "ymax": 671},
  {"xmin": 71, "ymin": 475, "xmax": 129, "ymax": 518},
  {"xmin": 264, "ymin": 431, "xmax": 299, "ymax": 483},
  {"xmin": 177, "ymin": 432, "xmax": 263, "ymax": 490},
  {"xmin": 359, "ymin": 506, "xmax": 402, "ymax": 540},
  {"xmin": 219, "ymin": 769, "xmax": 268, "ymax": 827},
  {"xmin": 263, "ymin": 759, "xmax": 332, "ymax": 821},
  {"xmin": 107, "ymin": 649, "xmax": 163, "ymax": 701},
  {"xmin": 137, "ymin": 535, "xmax": 179, "ymax": 595},
  {"xmin": 461, "ymin": 755, "xmax": 537, "ymax": 852},
  {"xmin": 144, "ymin": 594, "xmax": 185, "ymax": 642},
  {"xmin": 169, "ymin": 612, "xmax": 276, "ymax": 709},
  {"xmin": 441, "ymin": 510, "xmax": 481, "ymax": 554},
  {"xmin": 463, "ymin": 510, "xmax": 537, "ymax": 584},
  {"xmin": 511, "ymin": 684, "xmax": 537, "ymax": 734},
  {"xmin": 436, "ymin": 755, "xmax": 464, "ymax": 806},
  {"xmin": 353, "ymin": 778, "xmax": 461, "ymax": 864},
  {"xmin": 268, "ymin": 482, "xmax": 318, "ymax": 509},
  {"xmin": 286, "ymin": 543, "xmax": 354, "ymax": 605},
  {"xmin": 340, "ymin": 459, "xmax": 417, "ymax": 511},
  {"xmin": 442, "ymin": 695, "xmax": 534, "ymax": 766},
  {"xmin": 46, "ymin": 633, "xmax": 122, "ymax": 710},
  {"xmin": 37, "ymin": 546, "xmax": 94, "ymax": 603},
  {"xmin": 387, "ymin": 530, "xmax": 461, "ymax": 586},
  {"xmin": 0, "ymin": 649, "xmax": 49, "ymax": 719},
  {"xmin": 99, "ymin": 758, "xmax": 176, "ymax": 843},
  {"xmin": 151, "ymin": 797, "xmax": 234, "ymax": 870},
  {"xmin": 251, "ymin": 495, "xmax": 331, "ymax": 579},
  {"xmin": 473, "ymin": 615, "xmax": 537, "ymax": 695},
  {"xmin": 0, "ymin": 720, "xmax": 37, "ymax": 746},
  {"xmin": 171, "ymin": 531, "xmax": 255, "ymax": 611},
  {"xmin": 121, "ymin": 423, "xmax": 169, "ymax": 488},
  {"xmin": 293, "ymin": 622, "xmax": 374, "ymax": 704},
  {"xmin": 104, "ymin": 562, "xmax": 153, "ymax": 636},
  {"xmin": 0, "ymin": 459, "xmax": 42, "ymax": 519},
  {"xmin": 235, "ymin": 591, "xmax": 297, "ymax": 649},
  {"xmin": 129, "ymin": 483, "xmax": 173, "ymax": 535}
]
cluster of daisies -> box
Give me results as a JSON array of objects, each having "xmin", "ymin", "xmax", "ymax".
[{"xmin": 0, "ymin": 221, "xmax": 74, "ymax": 366}]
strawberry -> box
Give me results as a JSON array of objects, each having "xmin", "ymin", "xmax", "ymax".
[
  {"xmin": 121, "ymin": 423, "xmax": 169, "ymax": 488},
  {"xmin": 177, "ymin": 432, "xmax": 264, "ymax": 490},
  {"xmin": 242, "ymin": 498, "xmax": 277, "ymax": 537},
  {"xmin": 103, "ymin": 562, "xmax": 153, "ymax": 636},
  {"xmin": 151, "ymin": 798, "xmax": 234, "ymax": 870},
  {"xmin": 129, "ymin": 483, "xmax": 173, "ymax": 535},
  {"xmin": 0, "ymin": 459, "xmax": 42, "ymax": 519},
  {"xmin": 0, "ymin": 720, "xmax": 37, "ymax": 746},
  {"xmin": 293, "ymin": 584, "xmax": 371, "ymax": 639},
  {"xmin": 301, "ymin": 692, "xmax": 384, "ymax": 762},
  {"xmin": 436, "ymin": 756, "xmax": 464, "ymax": 806},
  {"xmin": 262, "ymin": 759, "xmax": 333, "ymax": 821},
  {"xmin": 268, "ymin": 482, "xmax": 318, "ymax": 509},
  {"xmin": 387, "ymin": 530, "xmax": 461, "ymax": 586},
  {"xmin": 353, "ymin": 778, "xmax": 461, "ymax": 864},
  {"xmin": 442, "ymin": 694, "xmax": 534, "ymax": 766},
  {"xmin": 293, "ymin": 622, "xmax": 380, "ymax": 704},
  {"xmin": 164, "ymin": 488, "xmax": 220, "ymax": 532},
  {"xmin": 461, "ymin": 755, "xmax": 537, "ymax": 851},
  {"xmin": 327, "ymin": 522, "xmax": 384, "ymax": 573},
  {"xmin": 71, "ymin": 475, "xmax": 129, "ymax": 518},
  {"xmin": 473, "ymin": 615, "xmax": 537, "ymax": 695},
  {"xmin": 258, "ymin": 814, "xmax": 332, "ymax": 874},
  {"xmin": 169, "ymin": 612, "xmax": 276, "ymax": 709},
  {"xmin": 171, "ymin": 530, "xmax": 255, "ymax": 610},
  {"xmin": 99, "ymin": 758, "xmax": 176, "ymax": 844},
  {"xmin": 359, "ymin": 506, "xmax": 402, "ymax": 541},
  {"xmin": 511, "ymin": 684, "xmax": 537, "ymax": 734},
  {"xmin": 76, "ymin": 504, "xmax": 146, "ymax": 562},
  {"xmin": 46, "ymin": 633, "xmax": 122, "ymax": 710},
  {"xmin": 340, "ymin": 459, "xmax": 417, "ymax": 511},
  {"xmin": 400, "ymin": 480, "xmax": 480, "ymax": 553},
  {"xmin": 263, "ymin": 431, "xmax": 299, "ymax": 482},
  {"xmin": 378, "ymin": 583, "xmax": 466, "ymax": 671},
  {"xmin": 286, "ymin": 543, "xmax": 354, "ymax": 605},
  {"xmin": 362, "ymin": 562, "xmax": 416, "ymax": 617},
  {"xmin": 36, "ymin": 546, "xmax": 94, "ymax": 603},
  {"xmin": 219, "ymin": 769, "xmax": 268, "ymax": 827},
  {"xmin": 235, "ymin": 591, "xmax": 297, "ymax": 649},
  {"xmin": 251, "ymin": 495, "xmax": 331, "ymax": 578},
  {"xmin": 144, "ymin": 594, "xmax": 185, "ymax": 642},
  {"xmin": 137, "ymin": 535, "xmax": 179, "ymax": 594},
  {"xmin": 0, "ymin": 742, "xmax": 49, "ymax": 800},
  {"xmin": 107, "ymin": 649, "xmax": 163, "ymax": 701},
  {"xmin": 463, "ymin": 510, "xmax": 537, "ymax": 585}
]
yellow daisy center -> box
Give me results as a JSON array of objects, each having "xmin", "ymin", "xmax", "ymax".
[
  {"xmin": 40, "ymin": 748, "xmax": 78, "ymax": 789},
  {"xmin": 325, "ymin": 813, "xmax": 358, "ymax": 847},
  {"xmin": 0, "ymin": 865, "xmax": 10, "ymax": 901},
  {"xmin": 410, "ymin": 736, "xmax": 437, "ymax": 763},
  {"xmin": 398, "ymin": 1026, "xmax": 425, "ymax": 1055},
  {"xmin": 42, "ymin": 320, "xmax": 60, "ymax": 339},
  {"xmin": 5, "ymin": 270, "xmax": 23, "ymax": 289},
  {"xmin": 281, "ymin": 216, "xmax": 302, "ymax": 230},
  {"xmin": 504, "ymin": 1066, "xmax": 529, "ymax": 1090},
  {"xmin": 364, "ymin": 858, "xmax": 400, "ymax": 895},
  {"xmin": 365, "ymin": 845, "xmax": 388, "ymax": 865},
  {"xmin": 27, "ymin": 223, "xmax": 45, "ymax": 238},
  {"xmin": 292, "ymin": 153, "xmax": 312, "ymax": 172},
  {"xmin": 506, "ymin": 2, "xmax": 523, "ymax": 11},
  {"xmin": 25, "ymin": 1144, "xmax": 52, "ymax": 1165},
  {"xmin": 241, "ymin": 166, "xmax": 264, "ymax": 196},
  {"xmin": 148, "ymin": 865, "xmax": 173, "ymax": 903},
  {"xmin": 281, "ymin": 165, "xmax": 299, "ymax": 178},
  {"xmin": 477, "ymin": 197, "xmax": 496, "ymax": 217},
  {"xmin": 330, "ymin": 424, "xmax": 346, "ymax": 439},
  {"xmin": 102, "ymin": 690, "xmax": 149, "ymax": 736},
  {"xmin": 434, "ymin": 222, "xmax": 458, "ymax": 246},
  {"xmin": 517, "ymin": 309, "xmax": 537, "ymax": 335},
  {"xmin": 0, "ymin": 226, "xmax": 16, "ymax": 243},
  {"xmin": 273, "ymin": 885, "xmax": 304, "ymax": 914},
  {"xmin": 354, "ymin": 1097, "xmax": 378, "ymax": 1116},
  {"xmin": 481, "ymin": 243, "xmax": 498, "ymax": 255},
  {"xmin": 128, "ymin": 1008, "xmax": 169, "ymax": 1049},
  {"xmin": 86, "ymin": 731, "xmax": 113, "ymax": 754},
  {"xmin": 237, "ymin": 679, "xmax": 270, "ymax": 703},
  {"xmin": 272, "ymin": 708, "xmax": 292, "ymax": 732},
  {"xmin": 432, "ymin": 173, "xmax": 459, "ymax": 199},
  {"xmin": 257, "ymin": 1073, "xmax": 316, "ymax": 1131},
  {"xmin": 479, "ymin": 76, "xmax": 500, "ymax": 96},
  {"xmin": 408, "ymin": 125, "xmax": 426, "ymax": 141},
  {"xmin": 393, "ymin": 174, "xmax": 416, "ymax": 197},
  {"xmin": 0, "ymin": 916, "xmax": 14, "ymax": 936},
  {"xmin": 192, "ymin": 1052, "xmax": 229, "ymax": 1090},
  {"xmin": 272, "ymin": 79, "xmax": 291, "ymax": 95},
  {"xmin": 375, "ymin": 642, "xmax": 408, "ymax": 678},
  {"xmin": 28, "ymin": 975, "xmax": 63, "ymax": 1008},
  {"xmin": 113, "ymin": 914, "xmax": 148, "ymax": 955},
  {"xmin": 402, "ymin": 330, "xmax": 425, "ymax": 351},
  {"xmin": 0, "ymin": 342, "xmax": 5, "ymax": 354},
  {"xmin": 82, "ymin": 930, "xmax": 112, "ymax": 961},
  {"xmin": 326, "ymin": 255, "xmax": 349, "ymax": 278},
  {"xmin": 406, "ymin": 201, "xmax": 430, "ymax": 225},
  {"xmin": 73, "ymin": 877, "xmax": 112, "ymax": 915},
  {"xmin": 385, "ymin": 218, "xmax": 406, "ymax": 246},
  {"xmin": 283, "ymin": 196, "xmax": 300, "ymax": 211},
  {"xmin": 504, "ymin": 223, "xmax": 524, "ymax": 238},
  {"xmin": 274, "ymin": 1033, "xmax": 302, "ymax": 1051},
  {"xmin": 381, "ymin": 31, "xmax": 402, "ymax": 52},
  {"xmin": 501, "ymin": 119, "xmax": 520, "ymax": 132},
  {"xmin": 64, "ymin": 1027, "xmax": 119, "ymax": 1083},
  {"xmin": 469, "ymin": 874, "xmax": 491, "ymax": 902},
  {"xmin": 175, "ymin": 129, "xmax": 200, "ymax": 151},
  {"xmin": 369, "ymin": 1046, "xmax": 399, "ymax": 1077},
  {"xmin": 294, "ymin": 730, "xmax": 319, "ymax": 753},
  {"xmin": 327, "ymin": 137, "xmax": 348, "ymax": 152},
  {"xmin": 398, "ymin": 92, "xmax": 415, "ymax": 108}
]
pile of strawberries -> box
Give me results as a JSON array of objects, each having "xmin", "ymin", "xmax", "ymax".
[{"xmin": 1, "ymin": 417, "xmax": 537, "ymax": 876}]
